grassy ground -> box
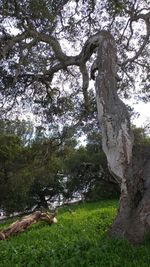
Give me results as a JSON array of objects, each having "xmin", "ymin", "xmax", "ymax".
[{"xmin": 0, "ymin": 200, "xmax": 150, "ymax": 267}]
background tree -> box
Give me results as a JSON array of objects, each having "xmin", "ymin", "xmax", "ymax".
[
  {"xmin": 64, "ymin": 132, "xmax": 119, "ymax": 202},
  {"xmin": 0, "ymin": 0, "xmax": 150, "ymax": 243},
  {"xmin": 0, "ymin": 133, "xmax": 32, "ymax": 214},
  {"xmin": 27, "ymin": 136, "xmax": 65, "ymax": 209},
  {"xmin": 0, "ymin": 119, "xmax": 78, "ymax": 213},
  {"xmin": 0, "ymin": 119, "xmax": 34, "ymax": 145}
]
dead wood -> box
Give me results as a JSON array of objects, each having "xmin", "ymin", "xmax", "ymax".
[{"xmin": 0, "ymin": 211, "xmax": 57, "ymax": 240}]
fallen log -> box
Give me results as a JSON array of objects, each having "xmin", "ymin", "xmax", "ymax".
[{"xmin": 0, "ymin": 211, "xmax": 57, "ymax": 240}]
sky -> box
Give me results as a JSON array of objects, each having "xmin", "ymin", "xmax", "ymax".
[
  {"xmin": 123, "ymin": 98, "xmax": 150, "ymax": 132},
  {"xmin": 131, "ymin": 102, "xmax": 149, "ymax": 127}
]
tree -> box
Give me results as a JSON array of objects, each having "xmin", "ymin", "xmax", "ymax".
[
  {"xmin": 28, "ymin": 138, "xmax": 64, "ymax": 209},
  {"xmin": 0, "ymin": 119, "xmax": 77, "ymax": 213},
  {"xmin": 0, "ymin": 119, "xmax": 34, "ymax": 145},
  {"xmin": 64, "ymin": 135, "xmax": 119, "ymax": 202},
  {"xmin": 27, "ymin": 125, "xmax": 77, "ymax": 209},
  {"xmin": 0, "ymin": 133, "xmax": 33, "ymax": 214},
  {"xmin": 0, "ymin": 0, "xmax": 150, "ymax": 243}
]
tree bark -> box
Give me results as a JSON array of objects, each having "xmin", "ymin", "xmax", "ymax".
[
  {"xmin": 0, "ymin": 211, "xmax": 57, "ymax": 240},
  {"xmin": 95, "ymin": 31, "xmax": 150, "ymax": 244}
]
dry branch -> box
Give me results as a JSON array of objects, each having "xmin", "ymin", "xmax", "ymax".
[{"xmin": 0, "ymin": 211, "xmax": 57, "ymax": 240}]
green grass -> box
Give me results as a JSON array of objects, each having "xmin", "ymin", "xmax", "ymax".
[{"xmin": 0, "ymin": 200, "xmax": 150, "ymax": 267}]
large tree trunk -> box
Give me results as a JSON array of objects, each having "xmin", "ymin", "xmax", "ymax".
[{"xmin": 95, "ymin": 31, "xmax": 150, "ymax": 244}]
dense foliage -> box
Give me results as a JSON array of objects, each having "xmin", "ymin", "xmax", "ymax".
[
  {"xmin": 0, "ymin": 118, "xmax": 149, "ymax": 214},
  {"xmin": 0, "ymin": 119, "xmax": 118, "ymax": 214},
  {"xmin": 64, "ymin": 133, "xmax": 119, "ymax": 201}
]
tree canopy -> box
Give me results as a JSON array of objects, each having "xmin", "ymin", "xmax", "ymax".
[{"xmin": 0, "ymin": 0, "xmax": 149, "ymax": 122}]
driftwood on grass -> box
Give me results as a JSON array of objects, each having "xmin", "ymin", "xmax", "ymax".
[{"xmin": 0, "ymin": 211, "xmax": 57, "ymax": 240}]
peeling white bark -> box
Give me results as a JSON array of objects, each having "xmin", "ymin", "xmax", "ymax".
[
  {"xmin": 96, "ymin": 93, "xmax": 133, "ymax": 192},
  {"xmin": 95, "ymin": 31, "xmax": 134, "ymax": 193}
]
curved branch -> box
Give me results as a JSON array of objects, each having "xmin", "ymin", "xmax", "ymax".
[
  {"xmin": 121, "ymin": 11, "xmax": 150, "ymax": 66},
  {"xmin": 28, "ymin": 30, "xmax": 69, "ymax": 62},
  {"xmin": 0, "ymin": 30, "xmax": 114, "ymax": 109}
]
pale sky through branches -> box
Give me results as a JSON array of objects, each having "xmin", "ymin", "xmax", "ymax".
[
  {"xmin": 1, "ymin": 1, "xmax": 149, "ymax": 134},
  {"xmin": 129, "ymin": 101, "xmax": 150, "ymax": 127}
]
